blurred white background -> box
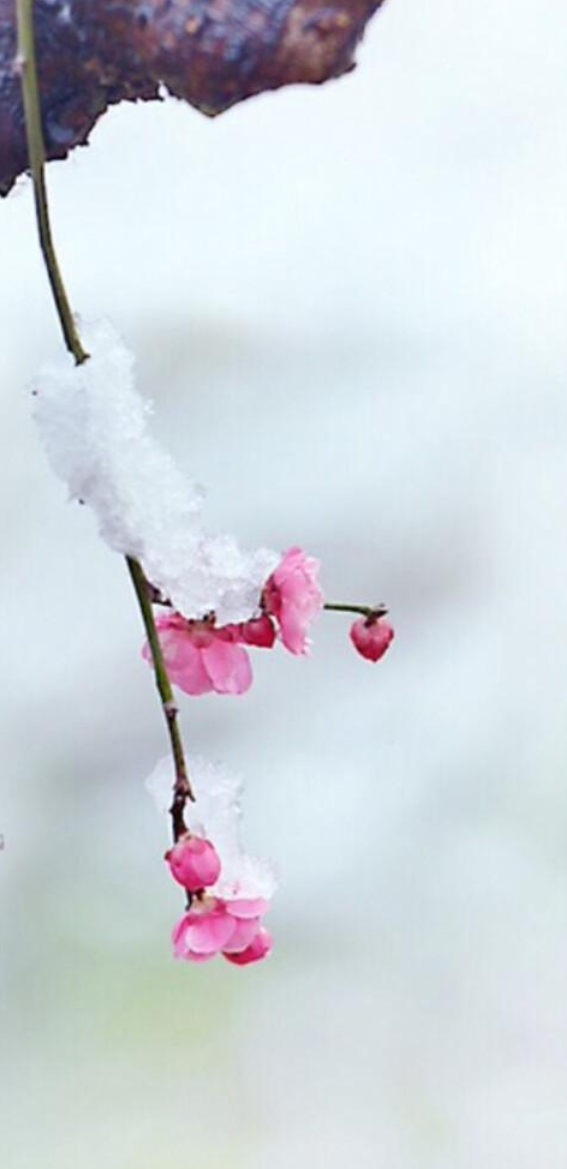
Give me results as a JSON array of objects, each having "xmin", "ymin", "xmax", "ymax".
[{"xmin": 1, "ymin": 1, "xmax": 566, "ymax": 1166}]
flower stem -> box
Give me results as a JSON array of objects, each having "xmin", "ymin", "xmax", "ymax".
[
  {"xmin": 126, "ymin": 558, "xmax": 195, "ymax": 834},
  {"xmin": 16, "ymin": 0, "xmax": 193, "ymax": 838},
  {"xmin": 324, "ymin": 602, "xmax": 388, "ymax": 619},
  {"xmin": 15, "ymin": 0, "xmax": 88, "ymax": 365}
]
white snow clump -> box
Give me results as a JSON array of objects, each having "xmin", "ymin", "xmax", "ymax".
[
  {"xmin": 146, "ymin": 754, "xmax": 277, "ymax": 901},
  {"xmin": 31, "ymin": 319, "xmax": 278, "ymax": 624}
]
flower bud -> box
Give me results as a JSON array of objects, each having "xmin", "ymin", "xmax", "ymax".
[
  {"xmin": 166, "ymin": 834, "xmax": 221, "ymax": 892},
  {"xmin": 240, "ymin": 614, "xmax": 277, "ymax": 648},
  {"xmin": 350, "ymin": 617, "xmax": 394, "ymax": 662}
]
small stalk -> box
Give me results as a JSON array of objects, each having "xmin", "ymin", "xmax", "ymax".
[
  {"xmin": 16, "ymin": 0, "xmax": 88, "ymax": 364},
  {"xmin": 127, "ymin": 558, "xmax": 195, "ymax": 838},
  {"xmin": 323, "ymin": 602, "xmax": 388, "ymax": 620},
  {"xmin": 16, "ymin": 0, "xmax": 193, "ymax": 839}
]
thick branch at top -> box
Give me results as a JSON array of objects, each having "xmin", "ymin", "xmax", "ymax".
[{"xmin": 0, "ymin": 0, "xmax": 387, "ymax": 194}]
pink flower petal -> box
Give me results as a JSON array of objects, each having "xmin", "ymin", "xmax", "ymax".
[
  {"xmin": 263, "ymin": 547, "xmax": 324, "ymax": 655},
  {"xmin": 146, "ymin": 616, "xmax": 213, "ymax": 695},
  {"xmin": 223, "ymin": 927, "xmax": 273, "ymax": 966},
  {"xmin": 201, "ymin": 638, "xmax": 253, "ymax": 695},
  {"xmin": 166, "ymin": 638, "xmax": 212, "ymax": 695},
  {"xmin": 154, "ymin": 613, "xmax": 186, "ymax": 636},
  {"xmin": 172, "ymin": 903, "xmax": 236, "ymax": 957},
  {"xmin": 185, "ymin": 622, "xmax": 215, "ymax": 650},
  {"xmin": 172, "ymin": 913, "xmax": 193, "ymax": 959},
  {"xmin": 278, "ymin": 604, "xmax": 309, "ymax": 655},
  {"xmin": 186, "ymin": 909, "xmax": 237, "ymax": 955},
  {"xmin": 144, "ymin": 611, "xmax": 257, "ymax": 696},
  {"xmin": 225, "ymin": 897, "xmax": 270, "ymax": 919},
  {"xmin": 213, "ymin": 623, "xmax": 242, "ymax": 643},
  {"xmin": 221, "ymin": 916, "xmax": 261, "ymax": 954}
]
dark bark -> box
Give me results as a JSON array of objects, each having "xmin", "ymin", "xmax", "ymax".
[{"xmin": 0, "ymin": 0, "xmax": 386, "ymax": 195}]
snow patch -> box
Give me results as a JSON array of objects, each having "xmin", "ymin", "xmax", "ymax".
[{"xmin": 31, "ymin": 319, "xmax": 277, "ymax": 623}]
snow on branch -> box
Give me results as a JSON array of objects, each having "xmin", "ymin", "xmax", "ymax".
[
  {"xmin": 148, "ymin": 754, "xmax": 277, "ymax": 902},
  {"xmin": 31, "ymin": 318, "xmax": 277, "ymax": 624}
]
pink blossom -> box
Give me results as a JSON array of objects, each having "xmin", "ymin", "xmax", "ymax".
[
  {"xmin": 166, "ymin": 834, "xmax": 221, "ymax": 892},
  {"xmin": 143, "ymin": 612, "xmax": 252, "ymax": 696},
  {"xmin": 263, "ymin": 546, "xmax": 324, "ymax": 654},
  {"xmin": 350, "ymin": 616, "xmax": 395, "ymax": 662},
  {"xmin": 224, "ymin": 926, "xmax": 273, "ymax": 966},
  {"xmin": 220, "ymin": 914, "xmax": 263, "ymax": 955},
  {"xmin": 172, "ymin": 895, "xmax": 271, "ymax": 964},
  {"xmin": 172, "ymin": 899, "xmax": 236, "ymax": 961}
]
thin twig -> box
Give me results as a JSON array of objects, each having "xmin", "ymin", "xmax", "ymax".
[
  {"xmin": 127, "ymin": 558, "xmax": 195, "ymax": 834},
  {"xmin": 16, "ymin": 0, "xmax": 193, "ymax": 839},
  {"xmin": 324, "ymin": 602, "xmax": 388, "ymax": 620},
  {"xmin": 149, "ymin": 592, "xmax": 389, "ymax": 625},
  {"xmin": 15, "ymin": 0, "xmax": 87, "ymax": 364}
]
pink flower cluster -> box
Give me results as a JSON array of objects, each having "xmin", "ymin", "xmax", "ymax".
[
  {"xmin": 166, "ymin": 833, "xmax": 272, "ymax": 966},
  {"xmin": 143, "ymin": 546, "xmax": 395, "ymax": 700},
  {"xmin": 172, "ymin": 897, "xmax": 272, "ymax": 965},
  {"xmin": 143, "ymin": 547, "xmax": 324, "ymax": 696}
]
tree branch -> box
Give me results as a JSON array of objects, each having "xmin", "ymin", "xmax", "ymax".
[
  {"xmin": 15, "ymin": 0, "xmax": 194, "ymax": 840},
  {"xmin": 324, "ymin": 602, "xmax": 388, "ymax": 619},
  {"xmin": 15, "ymin": 0, "xmax": 87, "ymax": 362},
  {"xmin": 2, "ymin": 0, "xmax": 388, "ymax": 194},
  {"xmin": 127, "ymin": 557, "xmax": 195, "ymax": 838}
]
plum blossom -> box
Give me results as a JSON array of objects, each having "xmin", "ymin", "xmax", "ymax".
[
  {"xmin": 166, "ymin": 833, "xmax": 221, "ymax": 891},
  {"xmin": 143, "ymin": 611, "xmax": 279, "ymax": 696},
  {"xmin": 147, "ymin": 755, "xmax": 277, "ymax": 967},
  {"xmin": 171, "ymin": 899, "xmax": 234, "ymax": 961},
  {"xmin": 172, "ymin": 896, "xmax": 271, "ymax": 964},
  {"xmin": 143, "ymin": 612, "xmax": 253, "ymax": 696},
  {"xmin": 350, "ymin": 616, "xmax": 395, "ymax": 662},
  {"xmin": 263, "ymin": 546, "xmax": 324, "ymax": 654}
]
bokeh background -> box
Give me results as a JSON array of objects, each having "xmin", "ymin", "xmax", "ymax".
[{"xmin": 1, "ymin": 1, "xmax": 566, "ymax": 1165}]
